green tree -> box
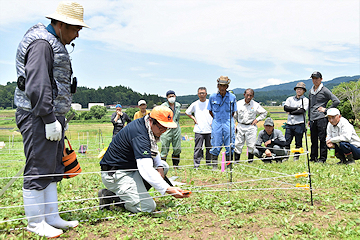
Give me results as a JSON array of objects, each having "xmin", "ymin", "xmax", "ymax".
[
  {"xmin": 80, "ymin": 111, "xmax": 92, "ymax": 120},
  {"xmin": 125, "ymin": 107, "xmax": 138, "ymax": 119},
  {"xmin": 332, "ymin": 80, "xmax": 360, "ymax": 122},
  {"xmin": 65, "ymin": 107, "xmax": 80, "ymax": 120},
  {"xmin": 89, "ymin": 105, "xmax": 107, "ymax": 119}
]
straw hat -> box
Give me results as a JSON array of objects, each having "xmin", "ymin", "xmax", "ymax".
[
  {"xmin": 294, "ymin": 82, "xmax": 306, "ymax": 92},
  {"xmin": 217, "ymin": 76, "xmax": 231, "ymax": 85},
  {"xmin": 46, "ymin": 1, "xmax": 90, "ymax": 28}
]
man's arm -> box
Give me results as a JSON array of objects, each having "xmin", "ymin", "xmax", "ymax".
[
  {"xmin": 24, "ymin": 39, "xmax": 56, "ymax": 124},
  {"xmin": 209, "ymin": 110, "xmax": 214, "ymax": 118},
  {"xmin": 327, "ymin": 89, "xmax": 340, "ymax": 109},
  {"xmin": 185, "ymin": 103, "xmax": 197, "ymax": 124},
  {"xmin": 256, "ymin": 105, "xmax": 267, "ymax": 122},
  {"xmin": 137, "ymin": 158, "xmax": 186, "ymax": 198},
  {"xmin": 329, "ymin": 122, "xmax": 353, "ymax": 144},
  {"xmin": 111, "ymin": 112, "xmax": 118, "ymax": 124}
]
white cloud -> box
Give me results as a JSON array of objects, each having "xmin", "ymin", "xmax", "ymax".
[
  {"xmin": 1, "ymin": 0, "xmax": 359, "ymax": 95},
  {"xmin": 81, "ymin": 0, "xmax": 358, "ymax": 79}
]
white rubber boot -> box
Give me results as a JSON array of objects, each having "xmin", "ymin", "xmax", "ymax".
[
  {"xmin": 44, "ymin": 182, "xmax": 79, "ymax": 229},
  {"xmin": 23, "ymin": 188, "xmax": 63, "ymax": 238}
]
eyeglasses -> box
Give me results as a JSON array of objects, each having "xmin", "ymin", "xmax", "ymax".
[{"xmin": 156, "ymin": 123, "xmax": 169, "ymax": 132}]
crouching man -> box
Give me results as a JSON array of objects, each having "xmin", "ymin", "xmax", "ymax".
[
  {"xmin": 99, "ymin": 106, "xmax": 189, "ymax": 213},
  {"xmin": 326, "ymin": 108, "xmax": 360, "ymax": 165},
  {"xmin": 254, "ymin": 117, "xmax": 287, "ymax": 163}
]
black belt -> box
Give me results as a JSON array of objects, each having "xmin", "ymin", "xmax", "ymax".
[
  {"xmin": 101, "ymin": 165, "xmax": 119, "ymax": 171},
  {"xmin": 240, "ymin": 123, "xmax": 251, "ymax": 125}
]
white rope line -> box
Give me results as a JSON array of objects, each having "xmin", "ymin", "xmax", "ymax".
[
  {"xmin": 0, "ymin": 182, "xmax": 312, "ymax": 225},
  {"xmin": 0, "ymin": 152, "xmax": 310, "ymax": 180},
  {"xmin": 0, "ymin": 171, "xmax": 309, "ymax": 212},
  {"xmin": 0, "ymin": 190, "xmax": 183, "ymax": 224},
  {"xmin": 191, "ymin": 173, "xmax": 309, "ymax": 189}
]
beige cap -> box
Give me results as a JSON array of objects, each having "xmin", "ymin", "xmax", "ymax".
[{"xmin": 46, "ymin": 1, "xmax": 90, "ymax": 28}]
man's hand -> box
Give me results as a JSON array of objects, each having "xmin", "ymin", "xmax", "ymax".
[
  {"xmin": 166, "ymin": 187, "xmax": 190, "ymax": 198},
  {"xmin": 326, "ymin": 139, "xmax": 335, "ymax": 148},
  {"xmin": 264, "ymin": 140, "xmax": 271, "ymax": 147},
  {"xmin": 45, "ymin": 120, "xmax": 62, "ymax": 141},
  {"xmin": 265, "ymin": 149, "xmax": 272, "ymax": 157},
  {"xmin": 251, "ymin": 119, "xmax": 258, "ymax": 126},
  {"xmin": 317, "ymin": 107, "xmax": 326, "ymax": 113},
  {"xmin": 157, "ymin": 167, "xmax": 165, "ymax": 178}
]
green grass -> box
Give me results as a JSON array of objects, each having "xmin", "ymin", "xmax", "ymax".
[{"xmin": 1, "ymin": 110, "xmax": 360, "ymax": 239}]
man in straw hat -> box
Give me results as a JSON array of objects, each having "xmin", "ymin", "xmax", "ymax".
[
  {"xmin": 99, "ymin": 106, "xmax": 190, "ymax": 213},
  {"xmin": 13, "ymin": 1, "xmax": 89, "ymax": 238},
  {"xmin": 207, "ymin": 76, "xmax": 237, "ymax": 170},
  {"xmin": 283, "ymin": 82, "xmax": 309, "ymax": 161},
  {"xmin": 308, "ymin": 71, "xmax": 340, "ymax": 163}
]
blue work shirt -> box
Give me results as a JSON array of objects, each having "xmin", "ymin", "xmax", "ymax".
[{"xmin": 207, "ymin": 91, "xmax": 237, "ymax": 122}]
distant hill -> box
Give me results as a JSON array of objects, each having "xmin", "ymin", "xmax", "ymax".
[
  {"xmin": 232, "ymin": 75, "xmax": 360, "ymax": 94},
  {"xmin": 177, "ymin": 75, "xmax": 360, "ymax": 105}
]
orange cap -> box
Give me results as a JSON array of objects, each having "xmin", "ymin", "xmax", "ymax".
[{"xmin": 150, "ymin": 106, "xmax": 177, "ymax": 129}]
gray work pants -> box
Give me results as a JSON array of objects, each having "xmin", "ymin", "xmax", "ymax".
[
  {"xmin": 16, "ymin": 109, "xmax": 65, "ymax": 190},
  {"xmin": 194, "ymin": 133, "xmax": 211, "ymax": 167},
  {"xmin": 101, "ymin": 161, "xmax": 169, "ymax": 213}
]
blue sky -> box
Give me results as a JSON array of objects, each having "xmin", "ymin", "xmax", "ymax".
[{"xmin": 0, "ymin": 0, "xmax": 359, "ymax": 97}]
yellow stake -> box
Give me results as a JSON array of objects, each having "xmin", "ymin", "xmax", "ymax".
[
  {"xmin": 291, "ymin": 148, "xmax": 304, "ymax": 153},
  {"xmin": 296, "ymin": 183, "xmax": 309, "ymax": 189},
  {"xmin": 295, "ymin": 172, "xmax": 308, "ymax": 178}
]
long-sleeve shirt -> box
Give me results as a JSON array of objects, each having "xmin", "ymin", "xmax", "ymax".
[
  {"xmin": 234, "ymin": 99, "xmax": 267, "ymax": 125},
  {"xmin": 256, "ymin": 129, "xmax": 287, "ymax": 150},
  {"xmin": 326, "ymin": 117, "xmax": 360, "ymax": 148},
  {"xmin": 24, "ymin": 39, "xmax": 56, "ymax": 124},
  {"xmin": 284, "ymin": 95, "xmax": 309, "ymax": 125},
  {"xmin": 308, "ymin": 84, "xmax": 340, "ymax": 121}
]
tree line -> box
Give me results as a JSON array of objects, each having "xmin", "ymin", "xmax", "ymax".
[{"xmin": 0, "ymin": 82, "xmax": 165, "ymax": 109}]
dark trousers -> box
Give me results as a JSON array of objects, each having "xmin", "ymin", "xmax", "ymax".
[
  {"xmin": 310, "ymin": 118, "xmax": 328, "ymax": 161},
  {"xmin": 285, "ymin": 123, "xmax": 305, "ymax": 148},
  {"xmin": 194, "ymin": 133, "xmax": 211, "ymax": 167},
  {"xmin": 16, "ymin": 109, "xmax": 65, "ymax": 190},
  {"xmin": 335, "ymin": 142, "xmax": 360, "ymax": 160}
]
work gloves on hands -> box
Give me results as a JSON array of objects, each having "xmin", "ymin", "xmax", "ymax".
[{"xmin": 45, "ymin": 120, "xmax": 62, "ymax": 141}]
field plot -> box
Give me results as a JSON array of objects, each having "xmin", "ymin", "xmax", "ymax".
[{"xmin": 1, "ymin": 111, "xmax": 360, "ymax": 239}]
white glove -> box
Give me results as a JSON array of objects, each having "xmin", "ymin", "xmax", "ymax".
[{"xmin": 45, "ymin": 120, "xmax": 62, "ymax": 141}]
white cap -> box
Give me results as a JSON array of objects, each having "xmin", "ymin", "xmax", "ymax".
[
  {"xmin": 326, "ymin": 108, "xmax": 340, "ymax": 116},
  {"xmin": 138, "ymin": 100, "xmax": 147, "ymax": 106}
]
